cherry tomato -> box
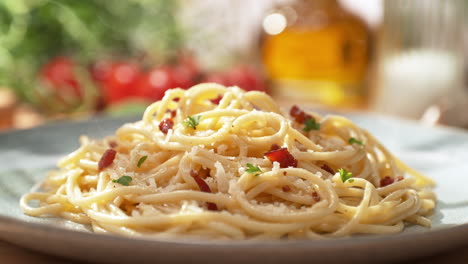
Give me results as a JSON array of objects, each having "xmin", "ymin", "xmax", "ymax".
[
  {"xmin": 89, "ymin": 60, "xmax": 112, "ymax": 83},
  {"xmin": 103, "ymin": 62, "xmax": 141, "ymax": 104},
  {"xmin": 178, "ymin": 54, "xmax": 199, "ymax": 78},
  {"xmin": 202, "ymin": 72, "xmax": 230, "ymax": 86},
  {"xmin": 175, "ymin": 54, "xmax": 200, "ymax": 89},
  {"xmin": 173, "ymin": 54, "xmax": 199, "ymax": 89},
  {"xmin": 173, "ymin": 66, "xmax": 195, "ymax": 89},
  {"xmin": 226, "ymin": 65, "xmax": 266, "ymax": 92},
  {"xmin": 137, "ymin": 66, "xmax": 177, "ymax": 101},
  {"xmin": 40, "ymin": 56, "xmax": 81, "ymax": 97}
]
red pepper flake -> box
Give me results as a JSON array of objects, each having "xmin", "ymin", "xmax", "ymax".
[
  {"xmin": 290, "ymin": 105, "xmax": 312, "ymax": 123},
  {"xmin": 312, "ymin": 191, "xmax": 321, "ymax": 202},
  {"xmin": 270, "ymin": 144, "xmax": 281, "ymax": 151},
  {"xmin": 283, "ymin": 171, "xmax": 287, "ymax": 176},
  {"xmin": 158, "ymin": 118, "xmax": 174, "ymax": 134},
  {"xmin": 190, "ymin": 170, "xmax": 218, "ymax": 211},
  {"xmin": 321, "ymin": 164, "xmax": 334, "ymax": 174},
  {"xmin": 380, "ymin": 176, "xmax": 395, "ymax": 187},
  {"xmin": 397, "ymin": 176, "xmax": 404, "ymax": 181},
  {"xmin": 264, "ymin": 147, "xmax": 298, "ymax": 168},
  {"xmin": 282, "ymin": 185, "xmax": 291, "ymax": 192},
  {"xmin": 173, "ymin": 97, "xmax": 180, "ymax": 102},
  {"xmin": 98, "ymin": 149, "xmax": 117, "ymax": 171},
  {"xmin": 108, "ymin": 141, "xmax": 118, "ymax": 148}
]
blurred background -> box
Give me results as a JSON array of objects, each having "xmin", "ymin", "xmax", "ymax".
[{"xmin": 0, "ymin": 0, "xmax": 466, "ymax": 131}]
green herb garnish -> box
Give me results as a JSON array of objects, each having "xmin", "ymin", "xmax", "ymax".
[
  {"xmin": 348, "ymin": 137, "xmax": 363, "ymax": 145},
  {"xmin": 112, "ymin": 175, "xmax": 132, "ymax": 186},
  {"xmin": 338, "ymin": 168, "xmax": 354, "ymax": 183},
  {"xmin": 245, "ymin": 163, "xmax": 262, "ymax": 176},
  {"xmin": 183, "ymin": 115, "xmax": 201, "ymax": 129},
  {"xmin": 137, "ymin": 156, "xmax": 148, "ymax": 168},
  {"xmin": 303, "ymin": 117, "xmax": 320, "ymax": 132}
]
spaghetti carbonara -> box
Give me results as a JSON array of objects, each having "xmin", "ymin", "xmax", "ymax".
[{"xmin": 21, "ymin": 83, "xmax": 436, "ymax": 239}]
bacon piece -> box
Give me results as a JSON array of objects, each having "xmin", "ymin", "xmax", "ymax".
[
  {"xmin": 198, "ymin": 168, "xmax": 210, "ymax": 179},
  {"xmin": 206, "ymin": 203, "xmax": 218, "ymax": 211},
  {"xmin": 210, "ymin": 95, "xmax": 223, "ymax": 105},
  {"xmin": 190, "ymin": 170, "xmax": 211, "ymax": 193},
  {"xmin": 264, "ymin": 147, "xmax": 298, "ymax": 168},
  {"xmin": 321, "ymin": 164, "xmax": 334, "ymax": 174},
  {"xmin": 312, "ymin": 191, "xmax": 321, "ymax": 202},
  {"xmin": 108, "ymin": 141, "xmax": 118, "ymax": 148},
  {"xmin": 282, "ymin": 185, "xmax": 291, "ymax": 192},
  {"xmin": 290, "ymin": 105, "xmax": 312, "ymax": 123},
  {"xmin": 397, "ymin": 176, "xmax": 404, "ymax": 181},
  {"xmin": 98, "ymin": 149, "xmax": 117, "ymax": 171},
  {"xmin": 173, "ymin": 97, "xmax": 180, "ymax": 102},
  {"xmin": 380, "ymin": 176, "xmax": 395, "ymax": 187},
  {"xmin": 289, "ymin": 105, "xmax": 303, "ymax": 121},
  {"xmin": 158, "ymin": 118, "xmax": 174, "ymax": 134},
  {"xmin": 166, "ymin": 109, "xmax": 177, "ymax": 119},
  {"xmin": 270, "ymin": 144, "xmax": 281, "ymax": 151},
  {"xmin": 190, "ymin": 170, "xmax": 218, "ymax": 211}
]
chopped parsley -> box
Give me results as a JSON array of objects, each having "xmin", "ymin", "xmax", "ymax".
[
  {"xmin": 303, "ymin": 117, "xmax": 320, "ymax": 132},
  {"xmin": 245, "ymin": 163, "xmax": 262, "ymax": 176},
  {"xmin": 348, "ymin": 137, "xmax": 363, "ymax": 145},
  {"xmin": 112, "ymin": 175, "xmax": 132, "ymax": 186},
  {"xmin": 183, "ymin": 115, "xmax": 201, "ymax": 129},
  {"xmin": 338, "ymin": 168, "xmax": 354, "ymax": 183},
  {"xmin": 137, "ymin": 156, "xmax": 148, "ymax": 168}
]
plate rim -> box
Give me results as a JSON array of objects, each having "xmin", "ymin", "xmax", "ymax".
[{"xmin": 0, "ymin": 211, "xmax": 467, "ymax": 248}]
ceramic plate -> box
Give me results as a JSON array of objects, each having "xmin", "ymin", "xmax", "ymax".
[{"xmin": 1, "ymin": 114, "xmax": 468, "ymax": 263}]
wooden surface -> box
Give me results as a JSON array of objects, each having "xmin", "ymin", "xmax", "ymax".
[{"xmin": 1, "ymin": 238, "xmax": 468, "ymax": 264}]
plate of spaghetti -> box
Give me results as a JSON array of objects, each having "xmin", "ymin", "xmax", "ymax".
[{"xmin": 1, "ymin": 83, "xmax": 468, "ymax": 263}]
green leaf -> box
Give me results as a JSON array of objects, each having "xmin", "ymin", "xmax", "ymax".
[
  {"xmin": 303, "ymin": 117, "xmax": 320, "ymax": 132},
  {"xmin": 338, "ymin": 168, "xmax": 353, "ymax": 183},
  {"xmin": 348, "ymin": 137, "xmax": 363, "ymax": 145},
  {"xmin": 183, "ymin": 115, "xmax": 201, "ymax": 129},
  {"xmin": 112, "ymin": 175, "xmax": 132, "ymax": 186},
  {"xmin": 137, "ymin": 156, "xmax": 147, "ymax": 168},
  {"xmin": 245, "ymin": 163, "xmax": 262, "ymax": 176}
]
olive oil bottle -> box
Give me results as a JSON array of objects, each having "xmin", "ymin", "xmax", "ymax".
[{"xmin": 261, "ymin": 0, "xmax": 371, "ymax": 109}]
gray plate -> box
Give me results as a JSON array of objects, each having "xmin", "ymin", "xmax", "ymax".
[{"xmin": 1, "ymin": 114, "xmax": 468, "ymax": 264}]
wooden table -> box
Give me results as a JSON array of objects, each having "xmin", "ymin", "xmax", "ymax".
[{"xmin": 1, "ymin": 238, "xmax": 468, "ymax": 264}]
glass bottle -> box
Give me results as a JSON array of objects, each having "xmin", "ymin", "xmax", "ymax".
[
  {"xmin": 373, "ymin": 0, "xmax": 465, "ymax": 121},
  {"xmin": 261, "ymin": 0, "xmax": 370, "ymax": 109}
]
